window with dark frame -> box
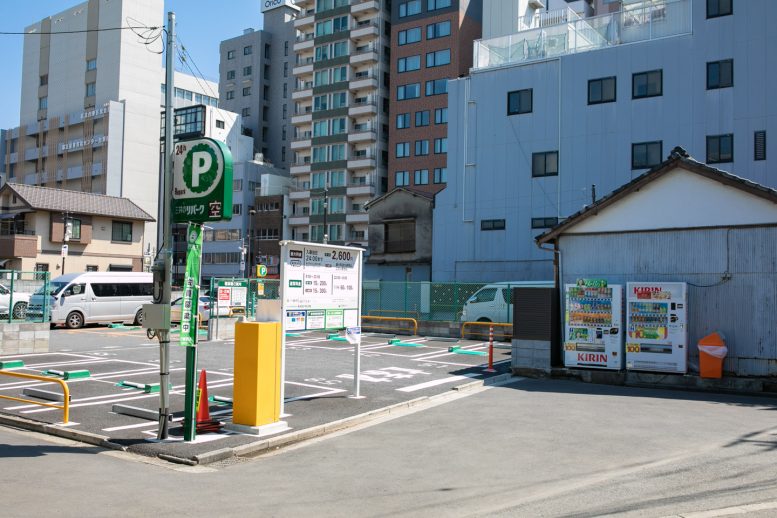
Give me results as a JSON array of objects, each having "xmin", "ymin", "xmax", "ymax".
[
  {"xmin": 588, "ymin": 76, "xmax": 616, "ymax": 104},
  {"xmin": 415, "ymin": 110, "xmax": 429, "ymax": 127},
  {"xmin": 707, "ymin": 134, "xmax": 734, "ymax": 164},
  {"xmin": 396, "ymin": 113, "xmax": 410, "ymax": 129},
  {"xmin": 633, "ymin": 70, "xmax": 662, "ymax": 99},
  {"xmin": 532, "ymin": 151, "xmax": 559, "ymax": 177},
  {"xmin": 395, "ymin": 171, "xmax": 410, "ymax": 186},
  {"xmin": 398, "ymin": 27, "xmax": 422, "ymax": 45},
  {"xmin": 434, "ymin": 167, "xmax": 447, "ymax": 183},
  {"xmin": 385, "ymin": 220, "xmax": 415, "ymax": 253},
  {"xmin": 481, "ymin": 219, "xmax": 506, "ymax": 231},
  {"xmin": 707, "ymin": 0, "xmax": 732, "ymax": 18},
  {"xmin": 531, "ymin": 217, "xmax": 559, "ymax": 229},
  {"xmin": 707, "ymin": 59, "xmax": 733, "ymax": 89},
  {"xmin": 111, "ymin": 221, "xmax": 132, "ymax": 242},
  {"xmin": 507, "ymin": 89, "xmax": 532, "ymax": 115},
  {"xmin": 755, "ymin": 131, "xmax": 766, "ymax": 161},
  {"xmin": 631, "ymin": 141, "xmax": 663, "ymax": 169},
  {"xmin": 427, "ymin": 20, "xmax": 451, "ymax": 39}
]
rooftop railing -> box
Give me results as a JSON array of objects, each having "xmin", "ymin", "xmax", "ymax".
[{"xmin": 474, "ymin": 0, "xmax": 691, "ymax": 71}]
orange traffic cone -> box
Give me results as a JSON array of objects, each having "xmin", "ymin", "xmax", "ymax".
[{"xmin": 196, "ymin": 369, "xmax": 221, "ymax": 433}]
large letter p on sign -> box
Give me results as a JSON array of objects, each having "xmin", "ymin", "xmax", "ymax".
[{"xmin": 192, "ymin": 151, "xmax": 213, "ymax": 188}]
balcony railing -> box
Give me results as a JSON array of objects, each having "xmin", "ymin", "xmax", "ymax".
[
  {"xmin": 473, "ymin": 0, "xmax": 691, "ymax": 71},
  {"xmin": 293, "ymin": 106, "xmax": 313, "ymax": 116},
  {"xmin": 296, "ymin": 33, "xmax": 314, "ymax": 43},
  {"xmin": 294, "ymin": 81, "xmax": 313, "ymax": 92},
  {"xmin": 295, "ymin": 56, "xmax": 314, "ymax": 66},
  {"xmin": 293, "ymin": 131, "xmax": 312, "ymax": 141}
]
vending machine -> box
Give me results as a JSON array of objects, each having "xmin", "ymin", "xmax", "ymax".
[
  {"xmin": 625, "ymin": 282, "xmax": 688, "ymax": 373},
  {"xmin": 564, "ymin": 282, "xmax": 623, "ymax": 370}
]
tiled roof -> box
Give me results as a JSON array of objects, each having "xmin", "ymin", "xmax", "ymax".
[
  {"xmin": 3, "ymin": 183, "xmax": 155, "ymax": 221},
  {"xmin": 536, "ymin": 147, "xmax": 777, "ymax": 244}
]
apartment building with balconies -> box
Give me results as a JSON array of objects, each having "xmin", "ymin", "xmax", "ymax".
[{"xmin": 290, "ymin": 0, "xmax": 392, "ymax": 246}]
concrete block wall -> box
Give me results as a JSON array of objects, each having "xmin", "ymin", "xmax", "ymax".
[
  {"xmin": 0, "ymin": 322, "xmax": 50, "ymax": 355},
  {"xmin": 512, "ymin": 339, "xmax": 551, "ymax": 374}
]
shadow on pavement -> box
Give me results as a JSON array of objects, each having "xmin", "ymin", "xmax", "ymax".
[{"xmin": 0, "ymin": 443, "xmax": 103, "ymax": 458}]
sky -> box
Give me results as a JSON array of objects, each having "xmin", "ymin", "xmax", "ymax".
[{"xmin": 0, "ymin": 0, "xmax": 264, "ymax": 129}]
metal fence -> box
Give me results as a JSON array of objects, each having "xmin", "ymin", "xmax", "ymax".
[
  {"xmin": 0, "ymin": 270, "xmax": 51, "ymax": 324},
  {"xmin": 203, "ymin": 278, "xmax": 519, "ymax": 325}
]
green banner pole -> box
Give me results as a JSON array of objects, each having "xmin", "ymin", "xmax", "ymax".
[{"xmin": 180, "ymin": 223, "xmax": 203, "ymax": 441}]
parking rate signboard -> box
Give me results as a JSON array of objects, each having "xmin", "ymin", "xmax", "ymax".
[{"xmin": 280, "ymin": 242, "xmax": 362, "ymax": 332}]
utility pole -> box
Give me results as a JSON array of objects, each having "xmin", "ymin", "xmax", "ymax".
[
  {"xmin": 248, "ymin": 208, "xmax": 256, "ymax": 274},
  {"xmin": 155, "ymin": 11, "xmax": 175, "ymax": 440},
  {"xmin": 61, "ymin": 212, "xmax": 71, "ymax": 274}
]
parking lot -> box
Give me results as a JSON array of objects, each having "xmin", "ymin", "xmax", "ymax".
[{"xmin": 0, "ymin": 324, "xmax": 511, "ymax": 460}]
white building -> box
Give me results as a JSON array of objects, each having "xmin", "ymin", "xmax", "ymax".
[{"xmin": 433, "ymin": 0, "xmax": 775, "ymax": 281}]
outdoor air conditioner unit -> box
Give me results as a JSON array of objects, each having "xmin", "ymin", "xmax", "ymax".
[
  {"xmin": 528, "ymin": 0, "xmax": 545, "ymax": 8},
  {"xmin": 254, "ymin": 153, "xmax": 265, "ymax": 163}
]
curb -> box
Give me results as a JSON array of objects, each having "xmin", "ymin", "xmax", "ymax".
[{"xmin": 0, "ymin": 413, "xmax": 127, "ymax": 452}]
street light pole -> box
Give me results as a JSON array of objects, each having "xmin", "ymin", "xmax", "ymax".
[
  {"xmin": 322, "ymin": 183, "xmax": 329, "ymax": 244},
  {"xmin": 248, "ymin": 208, "xmax": 256, "ymax": 276}
]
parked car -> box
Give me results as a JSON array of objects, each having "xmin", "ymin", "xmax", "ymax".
[
  {"xmin": 27, "ymin": 272, "xmax": 153, "ymax": 329},
  {"xmin": 0, "ymin": 283, "xmax": 31, "ymax": 319},
  {"xmin": 460, "ymin": 281, "xmax": 553, "ymax": 323},
  {"xmin": 170, "ymin": 296, "xmax": 212, "ymax": 324}
]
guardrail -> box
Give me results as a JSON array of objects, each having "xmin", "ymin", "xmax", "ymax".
[
  {"xmin": 461, "ymin": 321, "xmax": 512, "ymax": 340},
  {"xmin": 362, "ymin": 316, "xmax": 418, "ymax": 336},
  {"xmin": 0, "ymin": 370, "xmax": 70, "ymax": 423}
]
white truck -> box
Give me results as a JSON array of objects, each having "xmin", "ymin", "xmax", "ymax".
[{"xmin": 0, "ymin": 283, "xmax": 31, "ymax": 319}]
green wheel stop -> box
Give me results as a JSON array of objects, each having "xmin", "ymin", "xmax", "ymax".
[
  {"xmin": 0, "ymin": 360, "xmax": 24, "ymax": 369},
  {"xmin": 448, "ymin": 346, "xmax": 488, "ymax": 356},
  {"xmin": 42, "ymin": 369, "xmax": 91, "ymax": 379},
  {"xmin": 390, "ymin": 341, "xmax": 424, "ymax": 347}
]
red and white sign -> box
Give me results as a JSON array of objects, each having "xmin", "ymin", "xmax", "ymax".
[{"xmin": 217, "ymin": 287, "xmax": 231, "ymax": 308}]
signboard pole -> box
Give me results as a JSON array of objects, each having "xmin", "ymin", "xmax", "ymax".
[{"xmin": 180, "ymin": 223, "xmax": 204, "ymax": 441}]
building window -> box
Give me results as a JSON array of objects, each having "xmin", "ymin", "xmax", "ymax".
[
  {"xmin": 226, "ymin": 90, "xmax": 235, "ymax": 100},
  {"xmin": 282, "ymin": 105, "xmax": 287, "ymax": 119},
  {"xmin": 631, "ymin": 141, "xmax": 662, "ymax": 169},
  {"xmin": 415, "ymin": 110, "xmax": 429, "ymax": 127},
  {"xmin": 395, "ymin": 171, "xmax": 410, "ymax": 186},
  {"xmin": 86, "ymin": 58, "xmax": 97, "ymax": 71},
  {"xmin": 532, "ymin": 151, "xmax": 559, "ymax": 177},
  {"xmin": 425, "ymin": 79, "xmax": 447, "ymax": 96},
  {"xmin": 481, "ymin": 219, "xmax": 506, "ymax": 231},
  {"xmin": 227, "ymin": 70, "xmax": 235, "ymax": 80},
  {"xmin": 242, "ymin": 107, "xmax": 250, "ymax": 117},
  {"xmin": 264, "ymin": 43, "xmax": 271, "ymax": 59},
  {"xmin": 507, "ymin": 89, "xmax": 532, "ymax": 115},
  {"xmin": 434, "ymin": 167, "xmax": 447, "ymax": 183},
  {"xmin": 215, "ymin": 119, "xmax": 225, "ymax": 129},
  {"xmin": 427, "ymin": 20, "xmax": 451, "ymax": 39},
  {"xmin": 243, "ymin": 87, "xmax": 251, "ymax": 96},
  {"xmin": 85, "ymin": 82, "xmax": 96, "ymax": 97},
  {"xmin": 707, "ymin": 0, "xmax": 732, "ymax": 18},
  {"xmin": 398, "ymin": 27, "xmax": 422, "ymax": 45},
  {"xmin": 233, "ymin": 204, "xmax": 242, "ymax": 216},
  {"xmin": 39, "ymin": 96, "xmax": 48, "ymax": 110},
  {"xmin": 707, "ymin": 59, "xmax": 733, "ymax": 89},
  {"xmin": 397, "ymin": 83, "xmax": 421, "ymax": 100},
  {"xmin": 284, "ymin": 41, "xmax": 289, "ymax": 56},
  {"xmin": 40, "ymin": 74, "xmax": 48, "ymax": 86},
  {"xmin": 426, "ymin": 49, "xmax": 450, "ymax": 68},
  {"xmin": 86, "ymin": 265, "xmax": 99, "ymax": 272},
  {"xmin": 415, "ymin": 140, "xmax": 429, "ymax": 156},
  {"xmin": 282, "ymin": 147, "xmax": 286, "ymax": 162},
  {"xmin": 244, "ymin": 45, "xmax": 252, "ymax": 55},
  {"xmin": 243, "ymin": 66, "xmax": 252, "ymax": 76},
  {"xmin": 434, "ymin": 107, "xmax": 448, "ymax": 125},
  {"xmin": 707, "ymin": 134, "xmax": 734, "ymax": 164},
  {"xmin": 414, "ymin": 169, "xmax": 429, "ymax": 185},
  {"xmin": 396, "ymin": 113, "xmax": 410, "ymax": 129},
  {"xmin": 112, "ymin": 221, "xmax": 133, "ymax": 242},
  {"xmin": 283, "ymin": 83, "xmax": 288, "ymax": 98},
  {"xmin": 632, "ymin": 69, "xmax": 662, "ymax": 99},
  {"xmin": 434, "ymin": 138, "xmax": 447, "ymax": 154},
  {"xmin": 427, "ymin": 0, "xmax": 451, "ymax": 11},
  {"xmin": 755, "ymin": 131, "xmax": 766, "ymax": 161},
  {"xmin": 70, "ymin": 219, "xmax": 82, "ymax": 240},
  {"xmin": 399, "ymin": 0, "xmax": 422, "ymax": 18},
  {"xmin": 396, "ymin": 142, "xmax": 410, "ymax": 158},
  {"xmin": 588, "ymin": 76, "xmax": 616, "ymax": 104},
  {"xmin": 227, "ymin": 50, "xmax": 235, "ymax": 59},
  {"xmin": 385, "ymin": 220, "xmax": 415, "ymax": 253},
  {"xmin": 398, "ymin": 55, "xmax": 421, "ymax": 73},
  {"xmin": 284, "ymin": 62, "xmax": 288, "ymax": 77},
  {"xmin": 531, "ymin": 217, "xmax": 559, "ymax": 229}
]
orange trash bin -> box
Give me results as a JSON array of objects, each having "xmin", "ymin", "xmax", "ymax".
[{"xmin": 698, "ymin": 332, "xmax": 727, "ymax": 379}]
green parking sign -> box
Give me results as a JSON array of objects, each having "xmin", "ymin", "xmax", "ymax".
[{"xmin": 172, "ymin": 137, "xmax": 233, "ymax": 223}]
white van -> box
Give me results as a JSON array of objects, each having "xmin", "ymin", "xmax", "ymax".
[
  {"xmin": 460, "ymin": 281, "xmax": 553, "ymax": 323},
  {"xmin": 28, "ymin": 272, "xmax": 153, "ymax": 329}
]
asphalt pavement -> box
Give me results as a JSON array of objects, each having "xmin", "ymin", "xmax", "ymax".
[
  {"xmin": 0, "ymin": 324, "xmax": 510, "ymax": 460},
  {"xmin": 3, "ymin": 379, "xmax": 777, "ymax": 517}
]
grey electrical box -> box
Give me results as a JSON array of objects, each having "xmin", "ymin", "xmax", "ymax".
[{"xmin": 142, "ymin": 304, "xmax": 170, "ymax": 330}]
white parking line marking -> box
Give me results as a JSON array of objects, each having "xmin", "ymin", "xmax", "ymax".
[
  {"xmin": 285, "ymin": 388, "xmax": 346, "ymax": 402},
  {"xmin": 396, "ymin": 374, "xmax": 479, "ymax": 392}
]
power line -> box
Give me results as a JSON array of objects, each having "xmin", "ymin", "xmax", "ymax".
[{"xmin": 0, "ymin": 26, "xmax": 159, "ymax": 35}]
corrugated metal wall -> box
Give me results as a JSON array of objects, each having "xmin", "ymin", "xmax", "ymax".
[{"xmin": 559, "ymin": 226, "xmax": 777, "ymax": 376}]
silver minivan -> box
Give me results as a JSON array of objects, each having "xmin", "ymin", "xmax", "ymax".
[
  {"xmin": 460, "ymin": 281, "xmax": 553, "ymax": 323},
  {"xmin": 28, "ymin": 272, "xmax": 153, "ymax": 329}
]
